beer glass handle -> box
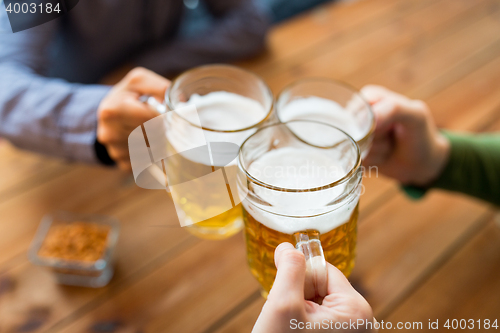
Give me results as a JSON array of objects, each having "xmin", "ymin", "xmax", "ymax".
[
  {"xmin": 139, "ymin": 95, "xmax": 168, "ymax": 114},
  {"xmin": 293, "ymin": 230, "xmax": 328, "ymax": 300}
]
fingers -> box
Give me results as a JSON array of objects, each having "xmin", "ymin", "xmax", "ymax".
[
  {"xmin": 97, "ymin": 90, "xmax": 160, "ymax": 171},
  {"xmin": 321, "ymin": 263, "xmax": 374, "ymax": 322},
  {"xmin": 98, "ymin": 137, "xmax": 132, "ymax": 171},
  {"xmin": 362, "ymin": 85, "xmax": 403, "ymax": 138},
  {"xmin": 116, "ymin": 99, "xmax": 158, "ymax": 128},
  {"xmin": 360, "ymin": 85, "xmax": 388, "ymax": 104},
  {"xmin": 115, "ymin": 158, "xmax": 132, "ymax": 171},
  {"xmin": 98, "ymin": 92, "xmax": 159, "ymax": 136},
  {"xmin": 325, "ymin": 262, "xmax": 358, "ymax": 295},
  {"xmin": 96, "ymin": 67, "xmax": 169, "ymax": 170},
  {"xmin": 361, "ymin": 85, "xmax": 406, "ymax": 104},
  {"xmin": 104, "ymin": 142, "xmax": 131, "ymax": 171},
  {"xmin": 121, "ymin": 67, "xmax": 170, "ymax": 100},
  {"xmin": 268, "ymin": 243, "xmax": 306, "ymax": 306},
  {"xmin": 252, "ymin": 243, "xmax": 306, "ymax": 333},
  {"xmin": 362, "ymin": 85, "xmax": 429, "ymax": 136},
  {"xmin": 107, "ymin": 145, "xmax": 129, "ymax": 160}
]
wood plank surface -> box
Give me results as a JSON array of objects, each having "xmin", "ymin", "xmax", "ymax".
[
  {"xmin": 428, "ymin": 55, "xmax": 500, "ymax": 132},
  {"xmin": 0, "ymin": 142, "xmax": 70, "ymax": 203},
  {"xmin": 55, "ymin": 236, "xmax": 259, "ymax": 333},
  {"xmin": 265, "ymin": 0, "xmax": 495, "ymax": 92},
  {"xmin": 237, "ymin": 0, "xmax": 414, "ymax": 73},
  {"xmin": 383, "ymin": 220, "xmax": 500, "ymax": 332}
]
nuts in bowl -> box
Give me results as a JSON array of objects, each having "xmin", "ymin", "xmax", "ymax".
[{"xmin": 29, "ymin": 211, "xmax": 119, "ymax": 288}]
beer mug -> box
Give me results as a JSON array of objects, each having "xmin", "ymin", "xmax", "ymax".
[
  {"xmin": 237, "ymin": 120, "xmax": 362, "ymax": 299},
  {"xmin": 276, "ymin": 78, "xmax": 374, "ymax": 158},
  {"xmin": 164, "ymin": 65, "xmax": 274, "ymax": 240}
]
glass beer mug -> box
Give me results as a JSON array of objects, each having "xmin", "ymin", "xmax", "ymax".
[
  {"xmin": 164, "ymin": 64, "xmax": 274, "ymax": 240},
  {"xmin": 277, "ymin": 78, "xmax": 374, "ymax": 158},
  {"xmin": 237, "ymin": 120, "xmax": 362, "ymax": 299}
]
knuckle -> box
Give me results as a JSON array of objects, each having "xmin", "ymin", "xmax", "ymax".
[
  {"xmin": 408, "ymin": 99, "xmax": 431, "ymax": 124},
  {"xmin": 99, "ymin": 107, "xmax": 116, "ymax": 121},
  {"xmin": 412, "ymin": 99, "xmax": 429, "ymax": 112},
  {"xmin": 116, "ymin": 157, "xmax": 132, "ymax": 170},
  {"xmin": 122, "ymin": 96, "xmax": 140, "ymax": 109},
  {"xmin": 119, "ymin": 163, "xmax": 132, "ymax": 172},
  {"xmin": 126, "ymin": 67, "xmax": 148, "ymax": 83},
  {"xmin": 384, "ymin": 100, "xmax": 399, "ymax": 115},
  {"xmin": 281, "ymin": 249, "xmax": 305, "ymax": 267},
  {"xmin": 362, "ymin": 84, "xmax": 381, "ymax": 92},
  {"xmin": 97, "ymin": 127, "xmax": 110, "ymax": 143},
  {"xmin": 119, "ymin": 150, "xmax": 130, "ymax": 159},
  {"xmin": 361, "ymin": 84, "xmax": 386, "ymax": 97},
  {"xmin": 108, "ymin": 145, "xmax": 129, "ymax": 158},
  {"xmin": 97, "ymin": 128, "xmax": 119, "ymax": 145}
]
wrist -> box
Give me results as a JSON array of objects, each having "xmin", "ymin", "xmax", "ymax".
[
  {"xmin": 94, "ymin": 138, "xmax": 116, "ymax": 166},
  {"xmin": 414, "ymin": 131, "xmax": 450, "ymax": 187}
]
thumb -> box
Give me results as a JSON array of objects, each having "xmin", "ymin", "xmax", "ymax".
[{"xmin": 268, "ymin": 243, "xmax": 306, "ymax": 304}]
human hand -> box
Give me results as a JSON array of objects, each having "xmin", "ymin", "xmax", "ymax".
[
  {"xmin": 361, "ymin": 85, "xmax": 450, "ymax": 186},
  {"xmin": 97, "ymin": 67, "xmax": 170, "ymax": 170},
  {"xmin": 252, "ymin": 243, "xmax": 375, "ymax": 333}
]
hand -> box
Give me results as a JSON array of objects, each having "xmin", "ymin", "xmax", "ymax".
[
  {"xmin": 361, "ymin": 85, "xmax": 450, "ymax": 186},
  {"xmin": 97, "ymin": 67, "xmax": 170, "ymax": 170},
  {"xmin": 252, "ymin": 243, "xmax": 375, "ymax": 333}
]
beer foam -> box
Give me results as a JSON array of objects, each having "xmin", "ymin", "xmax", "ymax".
[
  {"xmin": 169, "ymin": 91, "xmax": 267, "ymax": 166},
  {"xmin": 279, "ymin": 96, "xmax": 365, "ymax": 141},
  {"xmin": 248, "ymin": 147, "xmax": 345, "ymax": 189},
  {"xmin": 179, "ymin": 92, "xmax": 267, "ymax": 131},
  {"xmin": 243, "ymin": 147, "xmax": 359, "ymax": 234}
]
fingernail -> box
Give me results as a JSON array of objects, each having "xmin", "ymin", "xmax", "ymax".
[{"xmin": 275, "ymin": 242, "xmax": 295, "ymax": 257}]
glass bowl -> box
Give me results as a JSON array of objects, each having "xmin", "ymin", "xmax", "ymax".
[{"xmin": 28, "ymin": 211, "xmax": 119, "ymax": 288}]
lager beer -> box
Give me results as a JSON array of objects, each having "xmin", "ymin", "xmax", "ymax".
[
  {"xmin": 277, "ymin": 78, "xmax": 374, "ymax": 158},
  {"xmin": 164, "ymin": 65, "xmax": 273, "ymax": 240},
  {"xmin": 243, "ymin": 202, "xmax": 358, "ymax": 295},
  {"xmin": 238, "ymin": 121, "xmax": 362, "ymax": 296}
]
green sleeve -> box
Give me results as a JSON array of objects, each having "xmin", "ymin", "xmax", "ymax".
[{"xmin": 403, "ymin": 131, "xmax": 500, "ymax": 206}]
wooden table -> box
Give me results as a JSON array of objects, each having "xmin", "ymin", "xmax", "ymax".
[{"xmin": 1, "ymin": 0, "xmax": 500, "ymax": 331}]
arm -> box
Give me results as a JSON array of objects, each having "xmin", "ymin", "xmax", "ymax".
[
  {"xmin": 135, "ymin": 0, "xmax": 271, "ymax": 74},
  {"xmin": 428, "ymin": 132, "xmax": 500, "ymax": 205},
  {"xmin": 0, "ymin": 17, "xmax": 110, "ymax": 163}
]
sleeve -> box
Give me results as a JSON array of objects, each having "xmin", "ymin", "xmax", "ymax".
[
  {"xmin": 134, "ymin": 0, "xmax": 271, "ymax": 75},
  {"xmin": 403, "ymin": 131, "xmax": 500, "ymax": 206},
  {"xmin": 0, "ymin": 15, "xmax": 111, "ymax": 164}
]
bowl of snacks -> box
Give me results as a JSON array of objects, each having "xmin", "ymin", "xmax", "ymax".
[{"xmin": 28, "ymin": 211, "xmax": 119, "ymax": 288}]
